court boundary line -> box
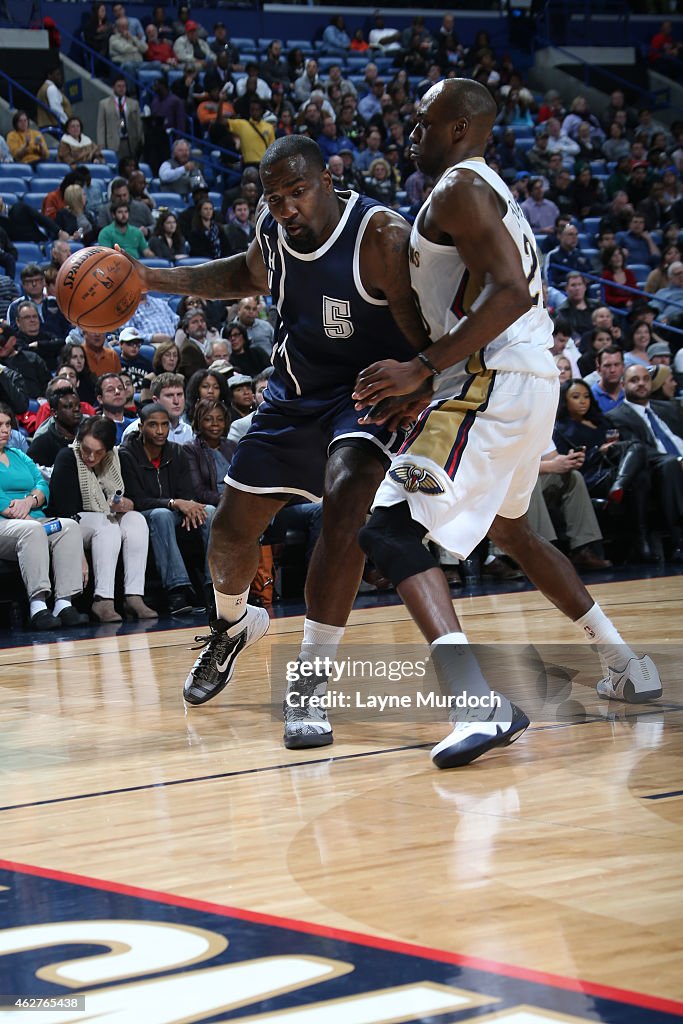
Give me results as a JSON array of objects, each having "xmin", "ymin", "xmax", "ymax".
[
  {"xmin": 0, "ymin": 858, "xmax": 681, "ymax": 1017},
  {"xmin": 2, "ymin": 708, "xmax": 681, "ymax": 814}
]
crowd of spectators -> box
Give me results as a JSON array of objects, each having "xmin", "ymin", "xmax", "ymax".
[{"xmin": 1, "ymin": 11, "xmax": 683, "ymax": 627}]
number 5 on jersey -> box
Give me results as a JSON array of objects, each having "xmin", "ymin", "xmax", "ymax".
[{"xmin": 323, "ymin": 296, "xmax": 354, "ymax": 339}]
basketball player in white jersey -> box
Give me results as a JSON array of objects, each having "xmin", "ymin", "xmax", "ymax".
[{"xmin": 353, "ymin": 79, "xmax": 663, "ymax": 769}]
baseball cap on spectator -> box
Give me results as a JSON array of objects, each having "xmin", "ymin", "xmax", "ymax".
[
  {"xmin": 119, "ymin": 328, "xmax": 144, "ymax": 344},
  {"xmin": 384, "ymin": 143, "xmax": 400, "ymax": 152},
  {"xmin": 535, "ymin": 125, "xmax": 549, "ymax": 137},
  {"xmin": 213, "ymin": 21, "xmax": 225, "ymax": 28},
  {"xmin": 185, "ymin": 19, "xmax": 199, "ymax": 30},
  {"xmin": 271, "ymin": 81, "xmax": 284, "ymax": 93},
  {"xmin": 338, "ymin": 146, "xmax": 354, "ymax": 155},
  {"xmin": 631, "ymin": 161, "xmax": 649, "ymax": 170},
  {"xmin": 515, "ymin": 171, "xmax": 530, "ymax": 181},
  {"xmin": 647, "ymin": 341, "xmax": 671, "ymax": 359},
  {"xmin": 208, "ymin": 359, "xmax": 233, "ymax": 377},
  {"xmin": 228, "ymin": 373, "xmax": 254, "ymax": 389}
]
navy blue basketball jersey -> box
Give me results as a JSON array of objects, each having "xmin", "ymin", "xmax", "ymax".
[{"xmin": 256, "ymin": 190, "xmax": 414, "ymax": 400}]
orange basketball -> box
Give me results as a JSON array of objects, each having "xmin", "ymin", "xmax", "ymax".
[{"xmin": 55, "ymin": 246, "xmax": 142, "ymax": 331}]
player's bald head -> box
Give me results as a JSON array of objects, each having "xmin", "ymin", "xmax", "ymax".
[
  {"xmin": 427, "ymin": 78, "xmax": 497, "ymax": 135},
  {"xmin": 260, "ymin": 135, "xmax": 325, "ymax": 177}
]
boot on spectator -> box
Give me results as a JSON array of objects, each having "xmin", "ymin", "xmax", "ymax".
[
  {"xmin": 91, "ymin": 597, "xmax": 122, "ymax": 622},
  {"xmin": 124, "ymin": 595, "xmax": 158, "ymax": 619}
]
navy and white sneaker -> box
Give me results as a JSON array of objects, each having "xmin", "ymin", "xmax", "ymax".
[
  {"xmin": 596, "ymin": 655, "xmax": 662, "ymax": 704},
  {"xmin": 183, "ymin": 606, "xmax": 270, "ymax": 706},
  {"xmin": 283, "ymin": 659, "xmax": 334, "ymax": 749},
  {"xmin": 431, "ymin": 700, "xmax": 530, "ymax": 769}
]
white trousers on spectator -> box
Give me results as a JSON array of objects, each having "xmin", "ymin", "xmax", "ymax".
[
  {"xmin": 77, "ymin": 511, "xmax": 149, "ymax": 599},
  {"xmin": 0, "ymin": 518, "xmax": 84, "ymax": 600}
]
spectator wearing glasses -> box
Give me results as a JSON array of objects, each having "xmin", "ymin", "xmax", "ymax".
[
  {"xmin": 13, "ymin": 301, "xmax": 64, "ymax": 373},
  {"xmin": 7, "ymin": 265, "xmax": 47, "ymax": 328}
]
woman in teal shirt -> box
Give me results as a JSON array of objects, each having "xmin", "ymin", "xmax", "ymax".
[{"xmin": 0, "ymin": 404, "xmax": 88, "ymax": 630}]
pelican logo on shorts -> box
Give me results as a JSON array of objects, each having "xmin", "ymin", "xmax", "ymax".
[{"xmin": 389, "ymin": 464, "xmax": 444, "ymax": 495}]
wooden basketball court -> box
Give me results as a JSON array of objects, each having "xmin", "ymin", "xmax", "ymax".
[{"xmin": 1, "ymin": 576, "xmax": 681, "ymax": 1023}]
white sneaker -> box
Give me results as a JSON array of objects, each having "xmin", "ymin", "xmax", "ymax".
[
  {"xmin": 431, "ymin": 702, "xmax": 530, "ymax": 769},
  {"xmin": 283, "ymin": 659, "xmax": 334, "ymax": 749},
  {"xmin": 596, "ymin": 655, "xmax": 662, "ymax": 704},
  {"xmin": 183, "ymin": 606, "xmax": 270, "ymax": 706}
]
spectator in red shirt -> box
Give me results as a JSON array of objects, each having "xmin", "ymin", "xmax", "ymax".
[
  {"xmin": 600, "ymin": 246, "xmax": 637, "ymax": 310},
  {"xmin": 144, "ymin": 23, "xmax": 177, "ymax": 65}
]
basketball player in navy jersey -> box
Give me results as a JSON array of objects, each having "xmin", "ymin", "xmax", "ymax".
[
  {"xmin": 125, "ymin": 135, "xmax": 430, "ymax": 748},
  {"xmin": 353, "ymin": 79, "xmax": 663, "ymax": 769}
]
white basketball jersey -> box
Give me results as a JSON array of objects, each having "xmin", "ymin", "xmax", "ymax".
[{"xmin": 409, "ymin": 158, "xmax": 557, "ymax": 396}]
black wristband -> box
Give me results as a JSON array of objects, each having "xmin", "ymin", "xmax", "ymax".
[{"xmin": 417, "ymin": 350, "xmax": 440, "ymax": 377}]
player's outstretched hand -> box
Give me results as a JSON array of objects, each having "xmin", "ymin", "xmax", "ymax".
[
  {"xmin": 113, "ymin": 244, "xmax": 151, "ymax": 292},
  {"xmin": 353, "ymin": 358, "xmax": 429, "ymax": 409},
  {"xmin": 356, "ymin": 384, "xmax": 432, "ymax": 431}
]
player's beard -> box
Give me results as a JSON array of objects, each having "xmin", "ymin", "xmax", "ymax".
[{"xmin": 284, "ymin": 226, "xmax": 317, "ymax": 252}]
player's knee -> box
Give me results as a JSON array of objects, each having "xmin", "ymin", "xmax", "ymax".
[{"xmin": 359, "ymin": 503, "xmax": 435, "ymax": 587}]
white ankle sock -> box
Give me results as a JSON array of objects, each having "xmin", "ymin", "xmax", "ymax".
[
  {"xmin": 430, "ymin": 632, "xmax": 509, "ymax": 719},
  {"xmin": 574, "ymin": 603, "xmax": 635, "ymax": 672},
  {"xmin": 29, "ymin": 597, "xmax": 48, "ymax": 618},
  {"xmin": 53, "ymin": 599, "xmax": 71, "ymax": 616},
  {"xmin": 300, "ymin": 618, "xmax": 345, "ymax": 664},
  {"xmin": 214, "ymin": 588, "xmax": 250, "ymax": 625}
]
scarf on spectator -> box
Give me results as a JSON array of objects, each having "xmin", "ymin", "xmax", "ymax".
[
  {"xmin": 72, "ymin": 442, "xmax": 125, "ymax": 514},
  {"xmin": 203, "ymin": 219, "xmax": 222, "ymax": 259}
]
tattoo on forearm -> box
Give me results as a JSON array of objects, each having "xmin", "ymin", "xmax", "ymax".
[{"xmin": 147, "ymin": 256, "xmax": 260, "ymax": 300}]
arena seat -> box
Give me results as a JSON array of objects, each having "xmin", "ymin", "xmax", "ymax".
[
  {"xmin": 0, "ymin": 178, "xmax": 28, "ymax": 197},
  {"xmin": 13, "ymin": 242, "xmax": 45, "ymax": 262},
  {"xmin": 29, "ymin": 178, "xmax": 62, "ymax": 193},
  {"xmin": 20, "ymin": 194, "xmax": 47, "ymax": 210},
  {"xmin": 0, "ymin": 165, "xmax": 32, "ymax": 182}
]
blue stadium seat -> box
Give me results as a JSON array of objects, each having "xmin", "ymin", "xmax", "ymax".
[
  {"xmin": 34, "ymin": 162, "xmax": 66, "ymax": 176},
  {"xmin": 29, "ymin": 178, "xmax": 62, "ymax": 193},
  {"xmin": 14, "ymin": 242, "xmax": 44, "ymax": 263},
  {"xmin": 101, "ymin": 149, "xmax": 118, "ymax": 167},
  {"xmin": 258, "ymin": 37, "xmax": 274, "ymax": 50},
  {"xmin": 627, "ymin": 264, "xmax": 651, "ymax": 284},
  {"xmin": 590, "ymin": 160, "xmax": 606, "ymax": 174},
  {"xmin": 19, "ymin": 194, "xmax": 47, "ymax": 210},
  {"xmin": 139, "ymin": 163, "xmax": 153, "ymax": 180},
  {"xmin": 286, "ymin": 38, "xmax": 314, "ymax": 50},
  {"xmin": 0, "ymin": 165, "xmax": 32, "ymax": 182},
  {"xmin": 582, "ymin": 217, "xmax": 601, "ymax": 237},
  {"xmin": 208, "ymin": 191, "xmax": 222, "ymax": 207},
  {"xmin": 138, "ymin": 68, "xmax": 163, "ymax": 86},
  {"xmin": 181, "ymin": 257, "xmax": 210, "ymax": 266},
  {"xmin": 149, "ymin": 193, "xmax": 187, "ymax": 211},
  {"xmin": 317, "ymin": 57, "xmax": 341, "ymax": 72},
  {"xmin": 346, "ymin": 56, "xmax": 370, "ymax": 70},
  {"xmin": 0, "ymin": 178, "xmax": 28, "ymax": 197},
  {"xmin": 139, "ymin": 258, "xmax": 172, "ymax": 268},
  {"xmin": 84, "ymin": 164, "xmax": 112, "ymax": 180},
  {"xmin": 510, "ymin": 124, "xmax": 534, "ymax": 138},
  {"xmin": 0, "ymin": 192, "xmax": 19, "ymax": 208},
  {"xmin": 516, "ymin": 138, "xmax": 534, "ymax": 153}
]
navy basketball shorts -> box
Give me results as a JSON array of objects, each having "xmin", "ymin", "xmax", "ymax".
[{"xmin": 227, "ymin": 389, "xmax": 399, "ymax": 502}]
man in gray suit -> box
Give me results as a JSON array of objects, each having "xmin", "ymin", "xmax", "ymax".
[{"xmin": 97, "ymin": 74, "xmax": 143, "ymax": 160}]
